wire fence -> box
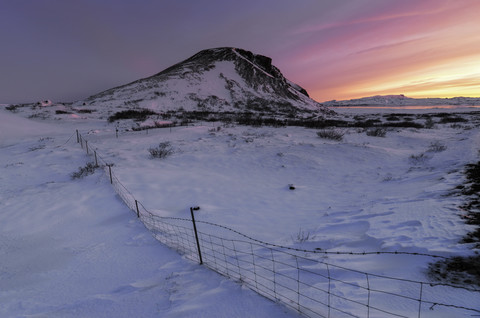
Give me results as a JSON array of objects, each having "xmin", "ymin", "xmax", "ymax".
[{"xmin": 75, "ymin": 130, "xmax": 480, "ymax": 318}]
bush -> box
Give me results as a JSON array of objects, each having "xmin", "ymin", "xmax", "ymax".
[
  {"xmin": 149, "ymin": 142, "xmax": 174, "ymax": 159},
  {"xmin": 5, "ymin": 105, "xmax": 19, "ymax": 112},
  {"xmin": 428, "ymin": 255, "xmax": 480, "ymax": 286},
  {"xmin": 71, "ymin": 162, "xmax": 98, "ymax": 179},
  {"xmin": 108, "ymin": 109, "xmax": 157, "ymax": 123},
  {"xmin": 427, "ymin": 141, "xmax": 447, "ymax": 152},
  {"xmin": 439, "ymin": 116, "xmax": 468, "ymax": 124},
  {"xmin": 292, "ymin": 228, "xmax": 313, "ymax": 243},
  {"xmin": 424, "ymin": 117, "xmax": 435, "ymax": 129},
  {"xmin": 55, "ymin": 110, "xmax": 72, "ymax": 114},
  {"xmin": 366, "ymin": 128, "xmax": 387, "ymax": 137},
  {"xmin": 383, "ymin": 121, "xmax": 424, "ymax": 129},
  {"xmin": 77, "ymin": 109, "xmax": 94, "ymax": 114},
  {"xmin": 317, "ymin": 129, "xmax": 344, "ymax": 141},
  {"xmin": 409, "ymin": 153, "xmax": 429, "ymax": 165}
]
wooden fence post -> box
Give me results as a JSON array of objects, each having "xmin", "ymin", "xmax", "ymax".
[
  {"xmin": 76, "ymin": 129, "xmax": 79, "ymax": 143},
  {"xmin": 107, "ymin": 164, "xmax": 113, "ymax": 184},
  {"xmin": 135, "ymin": 200, "xmax": 140, "ymax": 218},
  {"xmin": 190, "ymin": 207, "xmax": 203, "ymax": 265}
]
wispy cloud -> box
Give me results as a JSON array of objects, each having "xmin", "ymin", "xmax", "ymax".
[{"xmin": 284, "ymin": 0, "xmax": 480, "ymax": 101}]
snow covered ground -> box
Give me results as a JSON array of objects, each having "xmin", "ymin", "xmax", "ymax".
[
  {"xmin": 0, "ymin": 109, "xmax": 296, "ymax": 318},
  {"xmin": 1, "ymin": 106, "xmax": 480, "ymax": 317}
]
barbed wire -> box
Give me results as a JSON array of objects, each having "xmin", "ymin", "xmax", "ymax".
[{"xmin": 74, "ymin": 130, "xmax": 480, "ymax": 317}]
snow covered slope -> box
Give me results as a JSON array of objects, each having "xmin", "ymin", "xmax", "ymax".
[
  {"xmin": 0, "ymin": 108, "xmax": 297, "ymax": 318},
  {"xmin": 77, "ymin": 47, "xmax": 330, "ymax": 116},
  {"xmin": 323, "ymin": 94, "xmax": 480, "ymax": 107}
]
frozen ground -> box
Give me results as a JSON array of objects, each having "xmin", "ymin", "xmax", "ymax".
[
  {"xmin": 0, "ymin": 109, "xmax": 296, "ymax": 318},
  {"xmin": 1, "ymin": 106, "xmax": 480, "ymax": 317}
]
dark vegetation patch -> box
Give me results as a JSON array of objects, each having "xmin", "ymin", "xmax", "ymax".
[
  {"xmin": 71, "ymin": 162, "xmax": 99, "ymax": 179},
  {"xmin": 384, "ymin": 114, "xmax": 400, "ymax": 121},
  {"xmin": 366, "ymin": 128, "xmax": 387, "ymax": 137},
  {"xmin": 108, "ymin": 109, "xmax": 158, "ymax": 123},
  {"xmin": 429, "ymin": 161, "xmax": 480, "ymax": 287},
  {"xmin": 122, "ymin": 110, "xmax": 432, "ymax": 130},
  {"xmin": 316, "ymin": 129, "xmax": 344, "ymax": 141},
  {"xmin": 5, "ymin": 104, "xmax": 20, "ymax": 112},
  {"xmin": 132, "ymin": 121, "xmax": 175, "ymax": 132},
  {"xmin": 439, "ymin": 116, "xmax": 468, "ymax": 124},
  {"xmin": 428, "ymin": 256, "xmax": 480, "ymax": 286},
  {"xmin": 148, "ymin": 142, "xmax": 174, "ymax": 159},
  {"xmin": 55, "ymin": 110, "xmax": 72, "ymax": 115},
  {"xmin": 76, "ymin": 109, "xmax": 95, "ymax": 113}
]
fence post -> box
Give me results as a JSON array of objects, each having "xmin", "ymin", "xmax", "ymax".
[
  {"xmin": 135, "ymin": 200, "xmax": 140, "ymax": 218},
  {"xmin": 80, "ymin": 135, "xmax": 83, "ymax": 149},
  {"xmin": 76, "ymin": 129, "xmax": 79, "ymax": 143},
  {"xmin": 107, "ymin": 164, "xmax": 113, "ymax": 184},
  {"xmin": 295, "ymin": 256, "xmax": 300, "ymax": 313},
  {"xmin": 366, "ymin": 273, "xmax": 371, "ymax": 318},
  {"xmin": 326, "ymin": 263, "xmax": 331, "ymax": 318},
  {"xmin": 418, "ymin": 282, "xmax": 423, "ymax": 318},
  {"xmin": 85, "ymin": 140, "xmax": 89, "ymax": 155},
  {"xmin": 94, "ymin": 151, "xmax": 98, "ymax": 167},
  {"xmin": 190, "ymin": 207, "xmax": 203, "ymax": 265}
]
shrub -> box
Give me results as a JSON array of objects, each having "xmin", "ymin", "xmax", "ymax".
[
  {"xmin": 428, "ymin": 255, "xmax": 480, "ymax": 287},
  {"xmin": 71, "ymin": 162, "xmax": 98, "ymax": 179},
  {"xmin": 149, "ymin": 142, "xmax": 174, "ymax": 159},
  {"xmin": 383, "ymin": 121, "xmax": 424, "ymax": 129},
  {"xmin": 409, "ymin": 153, "xmax": 429, "ymax": 164},
  {"xmin": 292, "ymin": 228, "xmax": 313, "ymax": 243},
  {"xmin": 317, "ymin": 129, "xmax": 344, "ymax": 141},
  {"xmin": 5, "ymin": 105, "xmax": 19, "ymax": 112},
  {"xmin": 427, "ymin": 141, "xmax": 447, "ymax": 152},
  {"xmin": 55, "ymin": 110, "xmax": 72, "ymax": 114},
  {"xmin": 439, "ymin": 116, "xmax": 468, "ymax": 124},
  {"xmin": 77, "ymin": 109, "xmax": 94, "ymax": 113},
  {"xmin": 108, "ymin": 109, "xmax": 157, "ymax": 123},
  {"xmin": 384, "ymin": 115, "xmax": 400, "ymax": 121},
  {"xmin": 424, "ymin": 117, "xmax": 435, "ymax": 129},
  {"xmin": 366, "ymin": 128, "xmax": 387, "ymax": 137}
]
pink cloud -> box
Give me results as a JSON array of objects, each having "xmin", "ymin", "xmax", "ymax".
[{"xmin": 281, "ymin": 0, "xmax": 480, "ymax": 101}]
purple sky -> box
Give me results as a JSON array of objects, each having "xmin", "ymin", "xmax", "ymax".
[{"xmin": 1, "ymin": 0, "xmax": 479, "ymax": 104}]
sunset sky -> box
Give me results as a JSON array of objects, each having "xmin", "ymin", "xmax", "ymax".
[{"xmin": 1, "ymin": 0, "xmax": 479, "ymax": 104}]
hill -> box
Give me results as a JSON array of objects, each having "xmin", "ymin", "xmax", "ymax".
[
  {"xmin": 322, "ymin": 94, "xmax": 480, "ymax": 107},
  {"xmin": 77, "ymin": 47, "xmax": 331, "ymax": 118}
]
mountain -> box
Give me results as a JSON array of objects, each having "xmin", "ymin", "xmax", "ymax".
[
  {"xmin": 76, "ymin": 47, "xmax": 331, "ymax": 117},
  {"xmin": 322, "ymin": 94, "xmax": 480, "ymax": 107}
]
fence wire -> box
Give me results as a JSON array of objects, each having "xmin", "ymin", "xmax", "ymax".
[{"xmin": 75, "ymin": 131, "xmax": 480, "ymax": 318}]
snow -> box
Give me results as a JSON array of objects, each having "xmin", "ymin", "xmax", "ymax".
[
  {"xmin": 0, "ymin": 108, "xmax": 296, "ymax": 318},
  {"xmin": 322, "ymin": 95, "xmax": 480, "ymax": 107},
  {"xmin": 1, "ymin": 105, "xmax": 480, "ymax": 317},
  {"xmin": 69, "ymin": 48, "xmax": 327, "ymax": 115}
]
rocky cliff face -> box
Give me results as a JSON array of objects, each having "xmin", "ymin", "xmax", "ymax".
[{"xmin": 79, "ymin": 47, "xmax": 330, "ymax": 117}]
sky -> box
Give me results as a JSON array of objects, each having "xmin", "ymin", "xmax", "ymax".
[{"xmin": 1, "ymin": 0, "xmax": 479, "ymax": 104}]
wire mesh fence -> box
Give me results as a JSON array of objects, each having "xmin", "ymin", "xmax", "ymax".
[{"xmin": 74, "ymin": 130, "xmax": 480, "ymax": 318}]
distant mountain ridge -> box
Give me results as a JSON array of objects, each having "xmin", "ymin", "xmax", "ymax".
[
  {"xmin": 322, "ymin": 94, "xmax": 480, "ymax": 107},
  {"xmin": 78, "ymin": 47, "xmax": 330, "ymax": 117}
]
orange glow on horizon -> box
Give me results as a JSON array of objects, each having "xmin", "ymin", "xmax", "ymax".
[{"xmin": 282, "ymin": 0, "xmax": 480, "ymax": 102}]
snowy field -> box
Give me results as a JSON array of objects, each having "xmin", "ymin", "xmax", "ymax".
[{"xmin": 1, "ymin": 106, "xmax": 480, "ymax": 317}]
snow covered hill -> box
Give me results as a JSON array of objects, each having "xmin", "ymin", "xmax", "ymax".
[
  {"xmin": 322, "ymin": 94, "xmax": 480, "ymax": 107},
  {"xmin": 78, "ymin": 47, "xmax": 330, "ymax": 117}
]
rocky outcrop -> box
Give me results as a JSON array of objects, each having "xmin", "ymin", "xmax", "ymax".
[{"xmin": 81, "ymin": 47, "xmax": 329, "ymax": 117}]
